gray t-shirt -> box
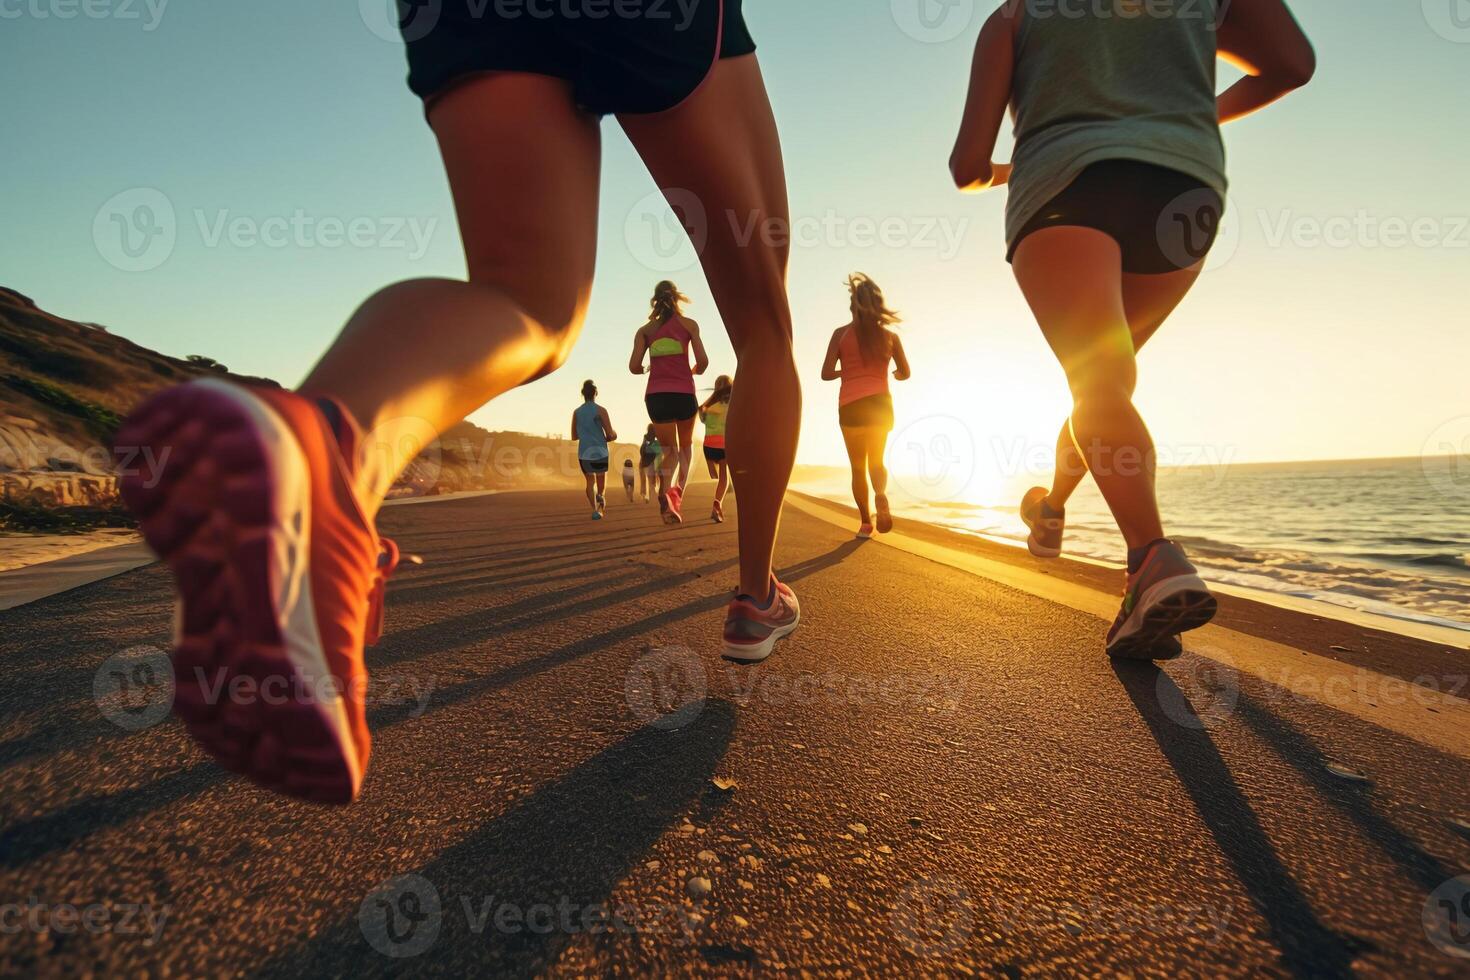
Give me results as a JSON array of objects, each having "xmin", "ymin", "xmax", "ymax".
[{"xmin": 1005, "ymin": 0, "xmax": 1228, "ymax": 247}]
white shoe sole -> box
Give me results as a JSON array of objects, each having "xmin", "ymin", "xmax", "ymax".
[{"xmin": 721, "ymin": 609, "xmax": 802, "ymax": 665}]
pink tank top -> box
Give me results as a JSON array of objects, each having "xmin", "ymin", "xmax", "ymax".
[
  {"xmin": 838, "ymin": 327, "xmax": 891, "ymax": 407},
  {"xmin": 646, "ymin": 316, "xmax": 696, "ymax": 396}
]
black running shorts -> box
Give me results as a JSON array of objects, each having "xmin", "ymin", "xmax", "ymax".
[
  {"xmin": 1008, "ymin": 160, "xmax": 1224, "ymax": 275},
  {"xmin": 645, "ymin": 392, "xmax": 698, "ymax": 424},
  {"xmin": 402, "ymin": 0, "xmax": 757, "ymax": 116},
  {"xmin": 838, "ymin": 394, "xmax": 894, "ymax": 431}
]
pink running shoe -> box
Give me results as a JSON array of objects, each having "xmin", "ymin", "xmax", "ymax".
[
  {"xmin": 663, "ymin": 484, "xmax": 684, "ymax": 525},
  {"xmin": 722, "ymin": 578, "xmax": 801, "ymax": 664},
  {"xmin": 114, "ymin": 379, "xmax": 404, "ymax": 804},
  {"xmin": 1106, "ymin": 540, "xmax": 1217, "ymax": 660}
]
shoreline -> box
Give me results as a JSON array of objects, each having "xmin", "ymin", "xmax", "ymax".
[
  {"xmin": 789, "ymin": 491, "xmax": 1469, "ymax": 681},
  {"xmin": 790, "ymin": 488, "xmax": 1470, "ymax": 651}
]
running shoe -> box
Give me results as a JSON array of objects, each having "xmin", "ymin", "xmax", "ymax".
[
  {"xmin": 114, "ymin": 379, "xmax": 403, "ymax": 805},
  {"xmin": 596, "ymin": 492, "xmax": 606, "ymax": 512},
  {"xmin": 592, "ymin": 511, "xmax": 603, "ymax": 521},
  {"xmin": 664, "ymin": 485, "xmax": 684, "ymax": 525},
  {"xmin": 856, "ymin": 523, "xmax": 873, "ymax": 540},
  {"xmin": 711, "ymin": 499, "xmax": 724, "ymax": 524},
  {"xmin": 874, "ymin": 494, "xmax": 893, "ymax": 534},
  {"xmin": 1106, "ymin": 540, "xmax": 1217, "ymax": 660},
  {"xmin": 722, "ymin": 578, "xmax": 801, "ymax": 664},
  {"xmin": 1020, "ymin": 486, "xmax": 1064, "ymax": 559}
]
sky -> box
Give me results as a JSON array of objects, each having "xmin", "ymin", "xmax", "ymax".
[{"xmin": 1, "ymin": 1, "xmax": 1467, "ymax": 497}]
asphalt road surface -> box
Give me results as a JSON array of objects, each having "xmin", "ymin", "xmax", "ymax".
[{"xmin": 1, "ymin": 488, "xmax": 1468, "ymax": 977}]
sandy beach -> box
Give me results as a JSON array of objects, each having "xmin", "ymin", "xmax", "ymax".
[{"xmin": 0, "ymin": 529, "xmax": 140, "ymax": 573}]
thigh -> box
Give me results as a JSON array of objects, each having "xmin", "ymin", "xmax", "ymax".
[
  {"xmin": 841, "ymin": 426, "xmax": 869, "ymax": 470},
  {"xmin": 429, "ymin": 73, "xmax": 602, "ymax": 336},
  {"xmin": 653, "ymin": 422, "xmax": 678, "ymax": 455},
  {"xmin": 619, "ymin": 55, "xmax": 792, "ymax": 345},
  {"xmin": 1012, "ymin": 227, "xmax": 1133, "ymax": 384},
  {"xmin": 676, "ymin": 415, "xmax": 697, "ymax": 447},
  {"xmin": 1122, "ymin": 263, "xmax": 1205, "ymax": 353},
  {"xmin": 864, "ymin": 427, "xmax": 890, "ymax": 467}
]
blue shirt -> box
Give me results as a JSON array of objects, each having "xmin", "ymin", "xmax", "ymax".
[{"xmin": 574, "ymin": 401, "xmax": 609, "ymax": 461}]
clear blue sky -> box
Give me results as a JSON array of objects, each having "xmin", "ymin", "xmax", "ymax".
[{"xmin": 2, "ymin": 1, "xmax": 1466, "ymax": 479}]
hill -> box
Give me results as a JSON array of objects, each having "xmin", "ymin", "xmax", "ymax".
[{"xmin": 0, "ymin": 287, "xmax": 637, "ymax": 526}]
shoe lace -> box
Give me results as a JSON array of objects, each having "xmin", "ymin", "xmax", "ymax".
[{"xmin": 365, "ymin": 537, "xmax": 422, "ymax": 646}]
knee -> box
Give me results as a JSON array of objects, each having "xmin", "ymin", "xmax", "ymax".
[
  {"xmin": 467, "ymin": 268, "xmax": 591, "ymax": 379},
  {"xmin": 1066, "ymin": 355, "xmax": 1137, "ymax": 410}
]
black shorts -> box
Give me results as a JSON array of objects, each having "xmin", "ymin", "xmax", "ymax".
[
  {"xmin": 639, "ymin": 452, "xmax": 658, "ymax": 469},
  {"xmin": 703, "ymin": 445, "xmax": 726, "ymax": 463},
  {"xmin": 645, "ymin": 392, "xmax": 698, "ymax": 424},
  {"xmin": 1009, "ymin": 160, "xmax": 1224, "ymax": 275},
  {"xmin": 403, "ymin": 0, "xmax": 757, "ymax": 116},
  {"xmin": 838, "ymin": 394, "xmax": 894, "ymax": 431},
  {"xmin": 579, "ymin": 457, "xmax": 609, "ymax": 475}
]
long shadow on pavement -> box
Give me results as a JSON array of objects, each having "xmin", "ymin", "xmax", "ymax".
[
  {"xmin": 1112, "ymin": 662, "xmax": 1367, "ymax": 979},
  {"xmin": 261, "ymin": 700, "xmax": 739, "ymax": 976},
  {"xmin": 370, "ymin": 537, "xmax": 865, "ymax": 730},
  {"xmin": 1, "ymin": 539, "xmax": 860, "ymax": 870},
  {"xmin": 1232, "ymin": 689, "xmax": 1460, "ymax": 894}
]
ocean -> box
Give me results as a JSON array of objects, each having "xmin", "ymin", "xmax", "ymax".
[{"xmin": 796, "ymin": 455, "xmax": 1470, "ymax": 635}]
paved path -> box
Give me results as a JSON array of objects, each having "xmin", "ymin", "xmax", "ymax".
[{"xmin": 1, "ymin": 488, "xmax": 1468, "ymax": 976}]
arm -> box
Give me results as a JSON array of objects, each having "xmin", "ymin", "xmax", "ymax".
[
  {"xmin": 890, "ymin": 334, "xmax": 912, "ymax": 382},
  {"xmin": 1216, "ymin": 0, "xmax": 1315, "ymax": 124},
  {"xmin": 599, "ymin": 407, "xmax": 617, "ymax": 442},
  {"xmin": 628, "ymin": 325, "xmax": 649, "ymax": 375},
  {"xmin": 570, "ymin": 412, "xmax": 578, "ymax": 441},
  {"xmin": 820, "ymin": 329, "xmax": 844, "ymax": 382},
  {"xmin": 949, "ymin": 4, "xmax": 1017, "ymax": 192},
  {"xmin": 686, "ymin": 319, "xmax": 710, "ymax": 375}
]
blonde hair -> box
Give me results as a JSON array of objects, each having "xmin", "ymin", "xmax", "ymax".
[
  {"xmin": 701, "ymin": 374, "xmax": 733, "ymax": 412},
  {"xmin": 650, "ymin": 280, "xmax": 689, "ymax": 323},
  {"xmin": 846, "ymin": 273, "xmax": 899, "ymax": 364}
]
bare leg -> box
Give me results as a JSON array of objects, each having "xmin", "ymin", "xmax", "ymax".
[
  {"xmin": 653, "ymin": 421, "xmax": 678, "ymax": 499},
  {"xmin": 584, "ymin": 473, "xmax": 597, "ymax": 510},
  {"xmin": 621, "ymin": 55, "xmax": 797, "ymax": 599},
  {"xmin": 300, "ymin": 75, "xmax": 600, "ymax": 514},
  {"xmin": 866, "ymin": 427, "xmax": 890, "ymax": 500},
  {"xmin": 841, "ymin": 426, "xmax": 871, "ymax": 524},
  {"xmin": 714, "ymin": 460, "xmax": 729, "ymax": 504},
  {"xmin": 596, "ymin": 472, "xmax": 607, "ymax": 504},
  {"xmin": 674, "ymin": 415, "xmax": 696, "ymax": 491},
  {"xmin": 1013, "ymin": 228, "xmax": 1166, "ymax": 550},
  {"xmin": 1044, "ymin": 263, "xmax": 1204, "ymax": 510}
]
